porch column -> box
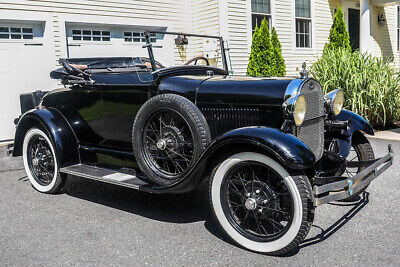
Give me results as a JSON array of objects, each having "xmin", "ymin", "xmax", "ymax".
[{"xmin": 360, "ymin": 0, "xmax": 372, "ymax": 53}]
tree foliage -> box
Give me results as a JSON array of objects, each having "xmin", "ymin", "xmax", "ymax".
[
  {"xmin": 271, "ymin": 27, "xmax": 286, "ymax": 76},
  {"xmin": 327, "ymin": 6, "xmax": 351, "ymax": 51},
  {"xmin": 247, "ymin": 18, "xmax": 286, "ymax": 77}
]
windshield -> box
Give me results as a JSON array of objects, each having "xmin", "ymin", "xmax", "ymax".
[
  {"xmin": 64, "ymin": 32, "xmax": 228, "ymax": 73},
  {"xmin": 145, "ymin": 31, "xmax": 228, "ymax": 71}
]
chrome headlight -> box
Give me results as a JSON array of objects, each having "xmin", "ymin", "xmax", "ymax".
[
  {"xmin": 325, "ymin": 89, "xmax": 344, "ymax": 116},
  {"xmin": 283, "ymin": 94, "xmax": 307, "ymax": 126}
]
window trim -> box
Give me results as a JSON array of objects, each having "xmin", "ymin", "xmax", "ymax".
[
  {"xmin": 70, "ymin": 28, "xmax": 111, "ymax": 43},
  {"xmin": 123, "ymin": 30, "xmax": 156, "ymax": 43},
  {"xmin": 251, "ymin": 0, "xmax": 272, "ymax": 34},
  {"xmin": 292, "ymin": 0, "xmax": 315, "ymax": 52},
  {"xmin": 0, "ymin": 25, "xmax": 36, "ymax": 43}
]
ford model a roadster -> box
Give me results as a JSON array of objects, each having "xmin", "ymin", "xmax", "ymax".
[{"xmin": 10, "ymin": 31, "xmax": 393, "ymax": 255}]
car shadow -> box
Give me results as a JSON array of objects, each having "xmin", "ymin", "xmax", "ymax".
[
  {"xmin": 63, "ymin": 175, "xmax": 209, "ymax": 224},
  {"xmin": 53, "ymin": 175, "xmax": 370, "ymax": 255},
  {"xmin": 279, "ymin": 191, "xmax": 370, "ymax": 257},
  {"xmin": 203, "ymin": 191, "xmax": 370, "ymax": 256}
]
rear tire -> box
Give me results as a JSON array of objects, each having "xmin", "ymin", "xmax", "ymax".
[
  {"xmin": 209, "ymin": 152, "xmax": 314, "ymax": 255},
  {"xmin": 22, "ymin": 128, "xmax": 66, "ymax": 194}
]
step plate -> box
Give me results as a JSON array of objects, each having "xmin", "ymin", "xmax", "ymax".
[{"xmin": 60, "ymin": 164, "xmax": 148, "ymax": 190}]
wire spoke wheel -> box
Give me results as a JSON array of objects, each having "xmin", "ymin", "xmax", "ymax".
[
  {"xmin": 143, "ymin": 108, "xmax": 195, "ymax": 176},
  {"xmin": 221, "ymin": 161, "xmax": 294, "ymax": 242},
  {"xmin": 26, "ymin": 135, "xmax": 55, "ymax": 186}
]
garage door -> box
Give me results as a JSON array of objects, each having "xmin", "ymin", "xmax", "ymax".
[
  {"xmin": 0, "ymin": 21, "xmax": 56, "ymax": 141},
  {"xmin": 66, "ymin": 24, "xmax": 174, "ymax": 67}
]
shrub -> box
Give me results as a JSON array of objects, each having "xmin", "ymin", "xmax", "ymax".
[
  {"xmin": 247, "ymin": 18, "xmax": 286, "ymax": 77},
  {"xmin": 327, "ymin": 6, "xmax": 351, "ymax": 51},
  {"xmin": 311, "ymin": 47, "xmax": 400, "ymax": 128},
  {"xmin": 271, "ymin": 27, "xmax": 286, "ymax": 76}
]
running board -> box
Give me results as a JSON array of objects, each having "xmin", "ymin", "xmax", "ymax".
[{"xmin": 60, "ymin": 164, "xmax": 149, "ymax": 190}]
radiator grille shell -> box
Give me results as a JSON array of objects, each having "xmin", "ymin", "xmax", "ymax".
[{"xmin": 295, "ymin": 79, "xmax": 325, "ymax": 160}]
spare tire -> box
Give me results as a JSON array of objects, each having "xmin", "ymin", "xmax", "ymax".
[{"xmin": 132, "ymin": 94, "xmax": 211, "ymax": 185}]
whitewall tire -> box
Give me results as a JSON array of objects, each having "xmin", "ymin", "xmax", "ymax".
[
  {"xmin": 22, "ymin": 128, "xmax": 66, "ymax": 194},
  {"xmin": 209, "ymin": 152, "xmax": 314, "ymax": 255}
]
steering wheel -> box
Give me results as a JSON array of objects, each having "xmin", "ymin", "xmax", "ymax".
[{"xmin": 184, "ymin": 56, "xmax": 210, "ymax": 66}]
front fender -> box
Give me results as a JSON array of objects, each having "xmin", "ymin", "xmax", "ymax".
[
  {"xmin": 330, "ymin": 109, "xmax": 374, "ymax": 158},
  {"xmin": 337, "ymin": 109, "xmax": 374, "ymax": 136},
  {"xmin": 13, "ymin": 108, "xmax": 79, "ymax": 167},
  {"xmin": 206, "ymin": 127, "xmax": 316, "ymax": 170},
  {"xmin": 144, "ymin": 126, "xmax": 316, "ymax": 194}
]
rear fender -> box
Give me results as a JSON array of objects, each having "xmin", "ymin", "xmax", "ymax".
[
  {"xmin": 145, "ymin": 126, "xmax": 316, "ymax": 193},
  {"xmin": 13, "ymin": 108, "xmax": 79, "ymax": 167},
  {"xmin": 330, "ymin": 109, "xmax": 374, "ymax": 158}
]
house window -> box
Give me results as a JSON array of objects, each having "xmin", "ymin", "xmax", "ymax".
[
  {"xmin": 124, "ymin": 32, "xmax": 156, "ymax": 43},
  {"xmin": 295, "ymin": 0, "xmax": 312, "ymax": 48},
  {"xmin": 397, "ymin": 6, "xmax": 400, "ymax": 51},
  {"xmin": 0, "ymin": 26, "xmax": 34, "ymax": 40},
  {"xmin": 72, "ymin": 30, "xmax": 110, "ymax": 41},
  {"xmin": 251, "ymin": 0, "xmax": 271, "ymax": 33}
]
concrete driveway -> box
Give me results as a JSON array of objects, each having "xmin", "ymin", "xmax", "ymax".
[{"xmin": 0, "ymin": 138, "xmax": 399, "ymax": 266}]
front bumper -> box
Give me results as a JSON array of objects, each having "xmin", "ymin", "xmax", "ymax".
[{"xmin": 313, "ymin": 145, "xmax": 394, "ymax": 206}]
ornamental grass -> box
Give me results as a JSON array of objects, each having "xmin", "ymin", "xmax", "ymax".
[{"xmin": 311, "ymin": 47, "xmax": 400, "ymax": 128}]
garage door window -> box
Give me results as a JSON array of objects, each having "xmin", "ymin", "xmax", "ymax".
[
  {"xmin": 72, "ymin": 29, "xmax": 110, "ymax": 41},
  {"xmin": 0, "ymin": 26, "xmax": 34, "ymax": 40},
  {"xmin": 124, "ymin": 32, "xmax": 156, "ymax": 43}
]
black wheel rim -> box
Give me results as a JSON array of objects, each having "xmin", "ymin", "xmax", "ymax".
[
  {"xmin": 27, "ymin": 135, "xmax": 55, "ymax": 186},
  {"xmin": 344, "ymin": 146, "xmax": 362, "ymax": 177},
  {"xmin": 221, "ymin": 161, "xmax": 294, "ymax": 242},
  {"xmin": 142, "ymin": 108, "xmax": 195, "ymax": 177}
]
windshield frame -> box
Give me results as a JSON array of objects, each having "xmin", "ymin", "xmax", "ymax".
[{"xmin": 143, "ymin": 30, "xmax": 229, "ymax": 73}]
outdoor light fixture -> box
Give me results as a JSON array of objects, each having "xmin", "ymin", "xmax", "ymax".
[
  {"xmin": 378, "ymin": 13, "xmax": 386, "ymax": 25},
  {"xmin": 175, "ymin": 35, "xmax": 188, "ymax": 45}
]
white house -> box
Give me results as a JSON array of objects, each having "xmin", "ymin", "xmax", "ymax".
[{"xmin": 0, "ymin": 0, "xmax": 399, "ymax": 140}]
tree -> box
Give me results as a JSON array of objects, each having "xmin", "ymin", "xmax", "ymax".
[
  {"xmin": 271, "ymin": 27, "xmax": 286, "ymax": 76},
  {"xmin": 247, "ymin": 19, "xmax": 273, "ymax": 76},
  {"xmin": 327, "ymin": 6, "xmax": 351, "ymax": 51},
  {"xmin": 247, "ymin": 18, "xmax": 286, "ymax": 77}
]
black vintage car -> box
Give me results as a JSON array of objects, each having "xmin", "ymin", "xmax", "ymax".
[{"xmin": 10, "ymin": 31, "xmax": 393, "ymax": 255}]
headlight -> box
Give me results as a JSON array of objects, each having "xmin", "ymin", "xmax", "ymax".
[
  {"xmin": 283, "ymin": 94, "xmax": 307, "ymax": 126},
  {"xmin": 325, "ymin": 89, "xmax": 344, "ymax": 116}
]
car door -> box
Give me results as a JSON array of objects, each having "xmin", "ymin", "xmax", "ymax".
[{"xmin": 95, "ymin": 71, "xmax": 155, "ymax": 150}]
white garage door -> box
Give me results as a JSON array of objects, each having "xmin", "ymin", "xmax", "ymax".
[
  {"xmin": 0, "ymin": 21, "xmax": 56, "ymax": 141},
  {"xmin": 66, "ymin": 24, "xmax": 174, "ymax": 67}
]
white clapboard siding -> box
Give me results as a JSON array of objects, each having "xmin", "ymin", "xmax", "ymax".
[
  {"xmin": 372, "ymin": 5, "xmax": 400, "ymax": 67},
  {"xmin": 222, "ymin": 0, "xmax": 250, "ymax": 75}
]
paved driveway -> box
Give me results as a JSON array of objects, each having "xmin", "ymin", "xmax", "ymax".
[{"xmin": 0, "ymin": 138, "xmax": 399, "ymax": 266}]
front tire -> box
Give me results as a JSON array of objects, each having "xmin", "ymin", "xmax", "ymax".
[
  {"xmin": 341, "ymin": 132, "xmax": 375, "ymax": 201},
  {"xmin": 22, "ymin": 128, "xmax": 66, "ymax": 194},
  {"xmin": 209, "ymin": 152, "xmax": 314, "ymax": 255}
]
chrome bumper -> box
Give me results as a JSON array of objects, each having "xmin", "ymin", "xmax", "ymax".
[{"xmin": 313, "ymin": 145, "xmax": 394, "ymax": 206}]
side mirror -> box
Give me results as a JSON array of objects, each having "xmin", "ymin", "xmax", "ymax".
[{"xmin": 175, "ymin": 35, "xmax": 188, "ymax": 46}]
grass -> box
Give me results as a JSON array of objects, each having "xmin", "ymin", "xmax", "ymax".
[{"xmin": 311, "ymin": 47, "xmax": 400, "ymax": 128}]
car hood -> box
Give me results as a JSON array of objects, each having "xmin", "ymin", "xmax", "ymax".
[
  {"xmin": 158, "ymin": 75, "xmax": 298, "ymax": 105},
  {"xmin": 197, "ymin": 75, "xmax": 296, "ymax": 105}
]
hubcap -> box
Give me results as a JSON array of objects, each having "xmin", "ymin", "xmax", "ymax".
[
  {"xmin": 156, "ymin": 139, "xmax": 167, "ymax": 150},
  {"xmin": 245, "ymin": 198, "xmax": 257, "ymax": 210}
]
